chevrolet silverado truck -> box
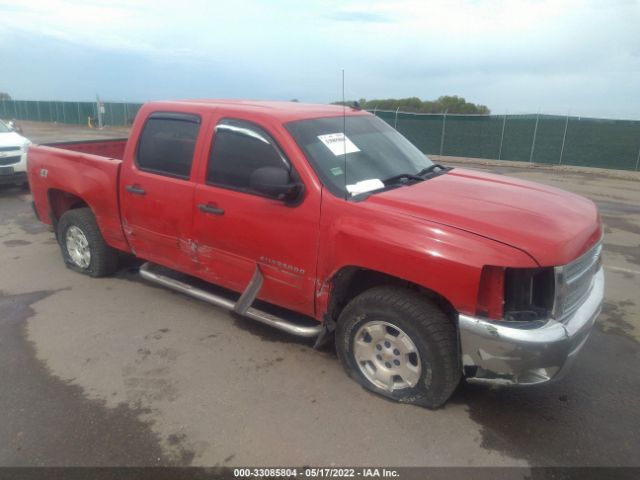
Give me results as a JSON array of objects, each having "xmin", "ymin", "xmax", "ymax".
[
  {"xmin": 0, "ymin": 118, "xmax": 31, "ymax": 187},
  {"xmin": 27, "ymin": 100, "xmax": 604, "ymax": 408}
]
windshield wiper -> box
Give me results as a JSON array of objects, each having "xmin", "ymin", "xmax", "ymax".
[
  {"xmin": 381, "ymin": 164, "xmax": 447, "ymax": 187},
  {"xmin": 416, "ymin": 164, "xmax": 446, "ymax": 177},
  {"xmin": 381, "ymin": 172, "xmax": 423, "ymax": 186}
]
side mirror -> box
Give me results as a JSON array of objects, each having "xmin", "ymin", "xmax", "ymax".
[
  {"xmin": 250, "ymin": 166, "xmax": 303, "ymax": 203},
  {"xmin": 7, "ymin": 120, "xmax": 23, "ymax": 134}
]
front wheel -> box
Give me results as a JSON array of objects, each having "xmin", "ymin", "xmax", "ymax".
[
  {"xmin": 57, "ymin": 207, "xmax": 119, "ymax": 277},
  {"xmin": 335, "ymin": 286, "xmax": 460, "ymax": 409}
]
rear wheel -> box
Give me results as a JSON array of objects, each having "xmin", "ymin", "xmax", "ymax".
[
  {"xmin": 57, "ymin": 207, "xmax": 119, "ymax": 277},
  {"xmin": 335, "ymin": 286, "xmax": 460, "ymax": 408}
]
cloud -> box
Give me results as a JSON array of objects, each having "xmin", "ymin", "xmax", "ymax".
[
  {"xmin": 325, "ymin": 11, "xmax": 393, "ymax": 23},
  {"xmin": 0, "ymin": 0, "xmax": 639, "ymax": 118}
]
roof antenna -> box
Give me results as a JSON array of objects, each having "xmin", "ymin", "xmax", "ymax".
[{"xmin": 342, "ymin": 69, "xmax": 347, "ymax": 200}]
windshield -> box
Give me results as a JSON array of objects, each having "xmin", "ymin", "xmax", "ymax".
[
  {"xmin": 0, "ymin": 120, "xmax": 10, "ymax": 133},
  {"xmin": 286, "ymin": 115, "xmax": 433, "ymax": 197}
]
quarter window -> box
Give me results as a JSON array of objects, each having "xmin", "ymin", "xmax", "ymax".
[
  {"xmin": 207, "ymin": 119, "xmax": 289, "ymax": 192},
  {"xmin": 137, "ymin": 113, "xmax": 200, "ymax": 179}
]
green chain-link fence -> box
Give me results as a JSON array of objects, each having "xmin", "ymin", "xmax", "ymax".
[
  {"xmin": 0, "ymin": 100, "xmax": 143, "ymax": 127},
  {"xmin": 373, "ymin": 110, "xmax": 640, "ymax": 171},
  {"xmin": 1, "ymin": 100, "xmax": 639, "ymax": 171}
]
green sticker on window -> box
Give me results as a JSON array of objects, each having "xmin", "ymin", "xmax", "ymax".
[{"xmin": 330, "ymin": 167, "xmax": 344, "ymax": 176}]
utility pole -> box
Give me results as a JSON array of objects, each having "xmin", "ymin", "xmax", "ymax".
[{"xmin": 96, "ymin": 95, "xmax": 104, "ymax": 129}]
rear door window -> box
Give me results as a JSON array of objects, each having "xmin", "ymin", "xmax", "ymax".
[{"xmin": 136, "ymin": 112, "xmax": 201, "ymax": 179}]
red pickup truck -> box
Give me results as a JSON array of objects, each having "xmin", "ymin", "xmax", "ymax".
[{"xmin": 27, "ymin": 100, "xmax": 604, "ymax": 408}]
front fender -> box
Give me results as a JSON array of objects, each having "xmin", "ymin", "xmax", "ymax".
[{"xmin": 315, "ymin": 195, "xmax": 537, "ymax": 319}]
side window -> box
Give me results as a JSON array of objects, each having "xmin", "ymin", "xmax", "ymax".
[
  {"xmin": 137, "ymin": 113, "xmax": 200, "ymax": 179},
  {"xmin": 207, "ymin": 119, "xmax": 289, "ymax": 192}
]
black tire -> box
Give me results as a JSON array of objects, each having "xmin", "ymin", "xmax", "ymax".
[
  {"xmin": 57, "ymin": 207, "xmax": 119, "ymax": 277},
  {"xmin": 335, "ymin": 286, "xmax": 460, "ymax": 409}
]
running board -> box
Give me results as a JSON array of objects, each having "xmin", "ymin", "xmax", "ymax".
[{"xmin": 138, "ymin": 262, "xmax": 323, "ymax": 338}]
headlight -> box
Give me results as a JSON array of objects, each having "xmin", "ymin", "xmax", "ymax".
[
  {"xmin": 503, "ymin": 267, "xmax": 554, "ymax": 322},
  {"xmin": 476, "ymin": 266, "xmax": 555, "ymax": 321}
]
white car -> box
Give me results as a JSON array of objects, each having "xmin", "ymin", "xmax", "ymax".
[{"xmin": 0, "ymin": 119, "xmax": 31, "ymax": 187}]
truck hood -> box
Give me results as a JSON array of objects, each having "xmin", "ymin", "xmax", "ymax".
[
  {"xmin": 0, "ymin": 131, "xmax": 28, "ymax": 148},
  {"xmin": 367, "ymin": 168, "xmax": 601, "ymax": 266}
]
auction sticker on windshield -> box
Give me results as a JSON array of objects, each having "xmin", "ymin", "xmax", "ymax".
[{"xmin": 318, "ymin": 133, "xmax": 360, "ymax": 156}]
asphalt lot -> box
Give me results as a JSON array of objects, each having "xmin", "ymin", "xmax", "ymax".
[{"xmin": 1, "ymin": 122, "xmax": 639, "ymax": 468}]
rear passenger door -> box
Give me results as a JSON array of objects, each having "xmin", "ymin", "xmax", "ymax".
[
  {"xmin": 120, "ymin": 112, "xmax": 203, "ymax": 271},
  {"xmin": 191, "ymin": 118, "xmax": 320, "ymax": 317}
]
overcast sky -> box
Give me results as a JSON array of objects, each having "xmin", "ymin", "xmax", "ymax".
[{"xmin": 1, "ymin": 0, "xmax": 639, "ymax": 119}]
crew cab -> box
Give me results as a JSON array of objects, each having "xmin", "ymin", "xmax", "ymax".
[
  {"xmin": 27, "ymin": 100, "xmax": 604, "ymax": 408},
  {"xmin": 0, "ymin": 119, "xmax": 31, "ymax": 187}
]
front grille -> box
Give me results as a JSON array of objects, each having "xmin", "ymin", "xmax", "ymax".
[
  {"xmin": 554, "ymin": 241, "xmax": 602, "ymax": 322},
  {"xmin": 0, "ymin": 155, "xmax": 21, "ymax": 166},
  {"xmin": 0, "ymin": 146, "xmax": 21, "ymax": 152}
]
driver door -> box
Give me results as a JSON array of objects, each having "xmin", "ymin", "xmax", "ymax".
[{"xmin": 191, "ymin": 118, "xmax": 320, "ymax": 317}]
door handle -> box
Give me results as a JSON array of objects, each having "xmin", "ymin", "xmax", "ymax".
[
  {"xmin": 125, "ymin": 185, "xmax": 146, "ymax": 195},
  {"xmin": 198, "ymin": 203, "xmax": 225, "ymax": 215}
]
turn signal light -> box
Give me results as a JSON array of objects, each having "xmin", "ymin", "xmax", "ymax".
[{"xmin": 476, "ymin": 266, "xmax": 505, "ymax": 320}]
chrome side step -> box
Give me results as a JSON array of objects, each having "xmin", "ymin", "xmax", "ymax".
[{"xmin": 139, "ymin": 262, "xmax": 323, "ymax": 338}]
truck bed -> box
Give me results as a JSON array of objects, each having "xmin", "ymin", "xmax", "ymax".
[
  {"xmin": 27, "ymin": 138, "xmax": 131, "ymax": 252},
  {"xmin": 43, "ymin": 138, "xmax": 128, "ymax": 160}
]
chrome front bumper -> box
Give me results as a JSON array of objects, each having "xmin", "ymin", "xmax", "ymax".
[{"xmin": 459, "ymin": 267, "xmax": 604, "ymax": 385}]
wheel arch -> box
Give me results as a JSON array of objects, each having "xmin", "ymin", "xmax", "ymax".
[
  {"xmin": 47, "ymin": 189, "xmax": 90, "ymax": 235},
  {"xmin": 326, "ymin": 266, "xmax": 458, "ymax": 325}
]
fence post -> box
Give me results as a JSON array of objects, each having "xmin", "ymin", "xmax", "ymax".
[
  {"xmin": 373, "ymin": 105, "xmax": 377, "ymax": 116},
  {"xmin": 559, "ymin": 111, "xmax": 570, "ymax": 164},
  {"xmin": 61, "ymin": 102, "xmax": 66, "ymax": 123},
  {"xmin": 498, "ymin": 111, "xmax": 507, "ymax": 160},
  {"xmin": 394, "ymin": 106, "xmax": 400, "ymax": 129},
  {"xmin": 124, "ymin": 102, "xmax": 128, "ymax": 126},
  {"xmin": 635, "ymin": 147, "xmax": 640, "ymax": 171},
  {"xmin": 529, "ymin": 111, "xmax": 540, "ymax": 163},
  {"xmin": 76, "ymin": 102, "xmax": 81, "ymax": 125},
  {"xmin": 36, "ymin": 101, "xmax": 41, "ymax": 122},
  {"xmin": 439, "ymin": 110, "xmax": 448, "ymax": 156}
]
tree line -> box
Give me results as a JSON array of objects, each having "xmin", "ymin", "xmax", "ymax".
[{"xmin": 333, "ymin": 95, "xmax": 490, "ymax": 114}]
